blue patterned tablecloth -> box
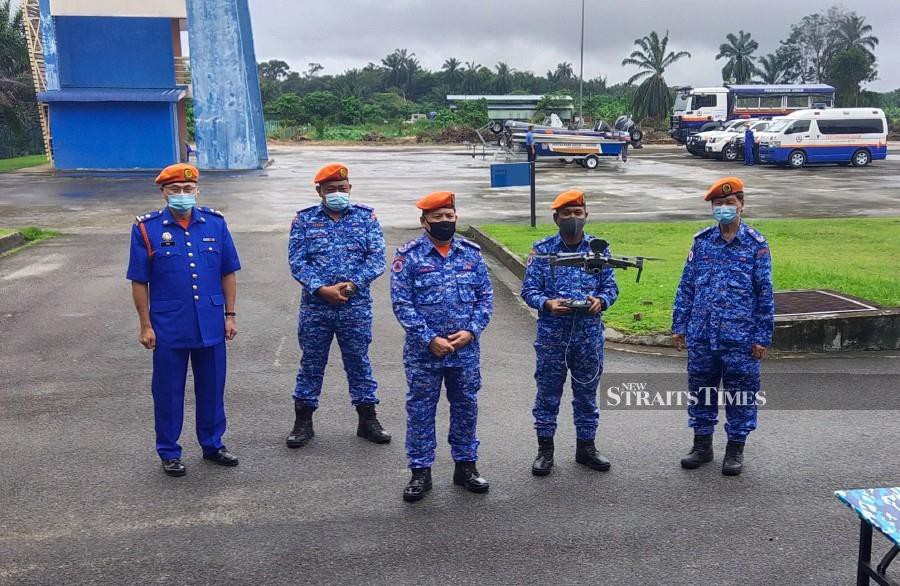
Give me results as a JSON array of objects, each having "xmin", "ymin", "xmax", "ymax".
[{"xmin": 836, "ymin": 487, "xmax": 900, "ymax": 547}]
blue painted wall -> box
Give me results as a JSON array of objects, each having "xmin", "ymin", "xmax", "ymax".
[
  {"xmin": 55, "ymin": 17, "xmax": 175, "ymax": 89},
  {"xmin": 50, "ymin": 102, "xmax": 178, "ymax": 170},
  {"xmin": 188, "ymin": 0, "xmax": 268, "ymax": 170}
]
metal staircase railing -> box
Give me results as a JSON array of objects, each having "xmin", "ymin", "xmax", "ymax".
[{"xmin": 22, "ymin": 0, "xmax": 52, "ymax": 165}]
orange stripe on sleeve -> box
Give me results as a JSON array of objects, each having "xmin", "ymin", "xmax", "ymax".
[{"xmin": 138, "ymin": 223, "xmax": 154, "ymax": 258}]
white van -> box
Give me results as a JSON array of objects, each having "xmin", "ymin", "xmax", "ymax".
[{"xmin": 756, "ymin": 108, "xmax": 888, "ymax": 168}]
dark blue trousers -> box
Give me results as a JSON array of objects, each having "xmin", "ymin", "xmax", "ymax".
[{"xmin": 151, "ymin": 342, "xmax": 227, "ymax": 460}]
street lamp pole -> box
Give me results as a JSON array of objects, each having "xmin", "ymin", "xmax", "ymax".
[{"xmin": 579, "ymin": 0, "xmax": 585, "ymax": 127}]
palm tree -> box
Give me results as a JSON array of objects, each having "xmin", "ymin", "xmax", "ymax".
[
  {"xmin": 380, "ymin": 50, "xmax": 404, "ymax": 90},
  {"xmin": 442, "ymin": 57, "xmax": 462, "ymax": 93},
  {"xmin": 621, "ymin": 30, "xmax": 691, "ymax": 121},
  {"xmin": 716, "ymin": 31, "xmax": 759, "ymax": 84},
  {"xmin": 835, "ymin": 14, "xmax": 878, "ymax": 61},
  {"xmin": 0, "ymin": 0, "xmax": 33, "ymax": 132},
  {"xmin": 463, "ymin": 60, "xmax": 482, "ymax": 94},
  {"xmin": 494, "ymin": 62, "xmax": 512, "ymax": 94},
  {"xmin": 757, "ymin": 53, "xmax": 788, "ymax": 84},
  {"xmin": 554, "ymin": 62, "xmax": 574, "ymax": 81}
]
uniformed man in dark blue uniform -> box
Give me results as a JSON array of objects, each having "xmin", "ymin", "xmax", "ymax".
[
  {"xmin": 127, "ymin": 163, "xmax": 242, "ymax": 477},
  {"xmin": 672, "ymin": 177, "xmax": 774, "ymax": 476},
  {"xmin": 286, "ymin": 163, "xmax": 390, "ymax": 448},
  {"xmin": 391, "ymin": 191, "xmax": 494, "ymax": 502}
]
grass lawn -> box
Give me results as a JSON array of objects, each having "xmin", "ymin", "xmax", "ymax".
[
  {"xmin": 479, "ymin": 218, "xmax": 900, "ymax": 335},
  {"xmin": 0, "ymin": 228, "xmax": 12, "ymax": 238},
  {"xmin": 0, "ymin": 154, "xmax": 48, "ymax": 173}
]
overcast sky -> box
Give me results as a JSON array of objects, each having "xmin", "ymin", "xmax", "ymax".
[{"xmin": 248, "ymin": 0, "xmax": 899, "ymax": 92}]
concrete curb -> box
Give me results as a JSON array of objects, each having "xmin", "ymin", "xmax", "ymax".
[
  {"xmin": 465, "ymin": 226, "xmax": 673, "ymax": 348},
  {"xmin": 0, "ymin": 231, "xmax": 25, "ymax": 255},
  {"xmin": 466, "ymin": 226, "xmax": 900, "ymax": 352}
]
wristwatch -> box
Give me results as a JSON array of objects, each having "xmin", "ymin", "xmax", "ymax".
[{"xmin": 225, "ymin": 312, "xmax": 236, "ymax": 317}]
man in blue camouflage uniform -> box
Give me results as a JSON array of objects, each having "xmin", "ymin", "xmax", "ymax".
[
  {"xmin": 521, "ymin": 190, "xmax": 619, "ymax": 477},
  {"xmin": 286, "ymin": 163, "xmax": 391, "ymax": 448},
  {"xmin": 390, "ymin": 191, "xmax": 493, "ymax": 502},
  {"xmin": 127, "ymin": 163, "xmax": 241, "ymax": 477},
  {"xmin": 672, "ymin": 176, "xmax": 774, "ymax": 476}
]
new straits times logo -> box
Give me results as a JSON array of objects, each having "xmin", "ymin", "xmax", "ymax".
[{"xmin": 606, "ymin": 382, "xmax": 767, "ymax": 408}]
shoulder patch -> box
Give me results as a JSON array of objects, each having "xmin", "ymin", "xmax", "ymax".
[
  {"xmin": 198, "ymin": 206, "xmax": 224, "ymax": 217},
  {"xmin": 745, "ymin": 226, "xmax": 766, "ymax": 243},
  {"xmin": 134, "ymin": 209, "xmax": 162, "ymax": 224},
  {"xmin": 693, "ymin": 225, "xmax": 715, "ymax": 239},
  {"xmin": 397, "ymin": 239, "xmax": 423, "ymax": 255}
]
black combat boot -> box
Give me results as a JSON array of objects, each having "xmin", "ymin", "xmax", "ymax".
[
  {"xmin": 356, "ymin": 404, "xmax": 392, "ymax": 444},
  {"xmin": 286, "ymin": 402, "xmax": 314, "ymax": 448},
  {"xmin": 403, "ymin": 468, "xmax": 432, "ymax": 502},
  {"xmin": 532, "ymin": 435, "xmax": 555, "ymax": 476},
  {"xmin": 575, "ymin": 439, "xmax": 611, "ymax": 471},
  {"xmin": 680, "ymin": 434, "xmax": 714, "ymax": 469},
  {"xmin": 722, "ymin": 440, "xmax": 745, "ymax": 476},
  {"xmin": 453, "ymin": 461, "xmax": 490, "ymax": 493}
]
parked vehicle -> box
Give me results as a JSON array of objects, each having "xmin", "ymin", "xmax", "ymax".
[
  {"xmin": 706, "ymin": 119, "xmax": 773, "ymax": 161},
  {"xmin": 669, "ymin": 84, "xmax": 835, "ymax": 144},
  {"xmin": 685, "ymin": 119, "xmax": 744, "ymax": 157},
  {"xmin": 756, "ymin": 108, "xmax": 888, "ymax": 168}
]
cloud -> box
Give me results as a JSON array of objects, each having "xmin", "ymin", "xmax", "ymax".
[{"xmin": 248, "ymin": 0, "xmax": 899, "ymax": 91}]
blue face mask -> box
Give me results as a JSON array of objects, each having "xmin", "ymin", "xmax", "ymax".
[
  {"xmin": 324, "ymin": 193, "xmax": 350, "ymax": 212},
  {"xmin": 168, "ymin": 195, "xmax": 196, "ymax": 212},
  {"xmin": 713, "ymin": 205, "xmax": 738, "ymax": 224}
]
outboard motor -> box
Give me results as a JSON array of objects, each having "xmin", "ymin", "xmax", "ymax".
[
  {"xmin": 615, "ymin": 115, "xmax": 643, "ymax": 148},
  {"xmin": 594, "ymin": 120, "xmax": 612, "ymax": 133}
]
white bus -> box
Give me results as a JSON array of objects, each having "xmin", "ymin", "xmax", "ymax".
[{"xmin": 756, "ymin": 108, "xmax": 888, "ymax": 168}]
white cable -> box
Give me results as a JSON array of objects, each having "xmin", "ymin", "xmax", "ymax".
[{"xmin": 563, "ymin": 311, "xmax": 603, "ymax": 386}]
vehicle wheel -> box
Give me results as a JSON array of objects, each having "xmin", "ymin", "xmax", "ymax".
[
  {"xmin": 490, "ymin": 121, "xmax": 503, "ymax": 134},
  {"xmin": 629, "ymin": 129, "xmax": 643, "ymax": 143},
  {"xmin": 584, "ymin": 155, "xmax": 599, "ymax": 169},
  {"xmin": 723, "ymin": 144, "xmax": 739, "ymax": 162},
  {"xmin": 788, "ymin": 150, "xmax": 807, "ymax": 169},
  {"xmin": 851, "ymin": 149, "xmax": 871, "ymax": 167},
  {"xmin": 699, "ymin": 122, "xmax": 719, "ymax": 133}
]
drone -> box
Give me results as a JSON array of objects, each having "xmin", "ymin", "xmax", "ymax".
[{"xmin": 535, "ymin": 238, "xmax": 661, "ymax": 283}]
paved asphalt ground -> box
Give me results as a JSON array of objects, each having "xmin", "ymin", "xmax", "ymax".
[{"xmin": 1, "ymin": 147, "xmax": 899, "ymax": 584}]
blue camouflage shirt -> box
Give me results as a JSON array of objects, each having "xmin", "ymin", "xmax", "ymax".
[
  {"xmin": 288, "ymin": 203, "xmax": 386, "ymax": 307},
  {"xmin": 390, "ymin": 234, "xmax": 493, "ymax": 366},
  {"xmin": 521, "ymin": 233, "xmax": 619, "ymax": 345},
  {"xmin": 126, "ymin": 206, "xmax": 241, "ymax": 349},
  {"xmin": 672, "ymin": 221, "xmax": 774, "ymax": 349}
]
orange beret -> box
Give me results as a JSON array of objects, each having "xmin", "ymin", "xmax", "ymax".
[
  {"xmin": 155, "ymin": 163, "xmax": 199, "ymax": 185},
  {"xmin": 705, "ymin": 177, "xmax": 744, "ymax": 201},
  {"xmin": 551, "ymin": 189, "xmax": 586, "ymax": 210},
  {"xmin": 314, "ymin": 163, "xmax": 349, "ymax": 184},
  {"xmin": 416, "ymin": 191, "xmax": 455, "ymax": 212}
]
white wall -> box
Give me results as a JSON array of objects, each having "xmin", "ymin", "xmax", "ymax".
[{"xmin": 50, "ymin": 0, "xmax": 186, "ymax": 18}]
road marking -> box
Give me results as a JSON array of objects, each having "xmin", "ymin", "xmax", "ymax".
[{"xmin": 273, "ymin": 334, "xmax": 286, "ymax": 366}]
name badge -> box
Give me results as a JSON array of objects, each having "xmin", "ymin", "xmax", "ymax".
[
  {"xmin": 202, "ymin": 237, "xmax": 216, "ymax": 242},
  {"xmin": 160, "ymin": 241, "xmax": 176, "ymax": 247}
]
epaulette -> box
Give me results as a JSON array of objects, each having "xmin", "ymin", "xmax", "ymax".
[
  {"xmin": 693, "ymin": 225, "xmax": 715, "ymax": 239},
  {"xmin": 134, "ymin": 209, "xmax": 163, "ymax": 224},
  {"xmin": 745, "ymin": 225, "xmax": 766, "ymax": 243},
  {"xmin": 197, "ymin": 206, "xmax": 224, "ymax": 217},
  {"xmin": 397, "ymin": 238, "xmax": 424, "ymax": 255},
  {"xmin": 457, "ymin": 237, "xmax": 481, "ymax": 251},
  {"xmin": 534, "ymin": 234, "xmax": 557, "ymax": 252},
  {"xmin": 299, "ymin": 205, "xmax": 319, "ymax": 214},
  {"xmin": 353, "ymin": 203, "xmax": 373, "ymax": 211}
]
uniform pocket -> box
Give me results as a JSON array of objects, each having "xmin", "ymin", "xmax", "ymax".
[
  {"xmin": 456, "ymin": 272, "xmax": 479, "ymax": 303},
  {"xmin": 414, "ymin": 272, "xmax": 444, "ymax": 305},
  {"xmin": 156, "ymin": 250, "xmax": 182, "ymax": 273},
  {"xmin": 152, "ymin": 299, "xmax": 182, "ymax": 313},
  {"xmin": 210, "ymin": 294, "xmax": 225, "ymax": 306},
  {"xmin": 202, "ymin": 245, "xmax": 221, "ymax": 268}
]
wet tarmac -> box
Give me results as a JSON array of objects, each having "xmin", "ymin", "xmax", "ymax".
[{"xmin": 1, "ymin": 144, "xmax": 898, "ymax": 233}]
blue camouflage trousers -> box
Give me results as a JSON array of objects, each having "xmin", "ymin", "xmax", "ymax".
[
  {"xmin": 152, "ymin": 342, "xmax": 227, "ymax": 460},
  {"xmin": 533, "ymin": 339, "xmax": 603, "ymax": 441},
  {"xmin": 687, "ymin": 341, "xmax": 760, "ymax": 442},
  {"xmin": 293, "ymin": 304, "xmax": 378, "ymax": 409},
  {"xmin": 405, "ymin": 360, "xmax": 480, "ymax": 469}
]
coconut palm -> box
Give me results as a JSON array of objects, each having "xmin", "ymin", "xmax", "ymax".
[
  {"xmin": 835, "ymin": 14, "xmax": 878, "ymax": 61},
  {"xmin": 494, "ymin": 62, "xmax": 512, "ymax": 94},
  {"xmin": 463, "ymin": 60, "xmax": 482, "ymax": 94},
  {"xmin": 716, "ymin": 31, "xmax": 759, "ymax": 84},
  {"xmin": 442, "ymin": 57, "xmax": 462, "ymax": 93},
  {"xmin": 757, "ymin": 53, "xmax": 788, "ymax": 84},
  {"xmin": 0, "ymin": 0, "xmax": 33, "ymax": 132},
  {"xmin": 554, "ymin": 62, "xmax": 574, "ymax": 81},
  {"xmin": 621, "ymin": 30, "xmax": 691, "ymax": 121}
]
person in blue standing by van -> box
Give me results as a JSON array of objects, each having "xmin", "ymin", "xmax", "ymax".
[
  {"xmin": 127, "ymin": 163, "xmax": 242, "ymax": 477},
  {"xmin": 743, "ymin": 125, "xmax": 755, "ymax": 166},
  {"xmin": 672, "ymin": 177, "xmax": 774, "ymax": 477}
]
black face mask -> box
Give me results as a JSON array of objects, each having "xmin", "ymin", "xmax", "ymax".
[
  {"xmin": 557, "ymin": 217, "xmax": 585, "ymax": 240},
  {"xmin": 426, "ymin": 220, "xmax": 456, "ymax": 242}
]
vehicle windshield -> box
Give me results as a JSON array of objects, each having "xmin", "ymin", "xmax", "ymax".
[
  {"xmin": 766, "ymin": 119, "xmax": 793, "ymax": 133},
  {"xmin": 726, "ymin": 120, "xmax": 750, "ymax": 132},
  {"xmin": 673, "ymin": 93, "xmax": 691, "ymax": 112}
]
